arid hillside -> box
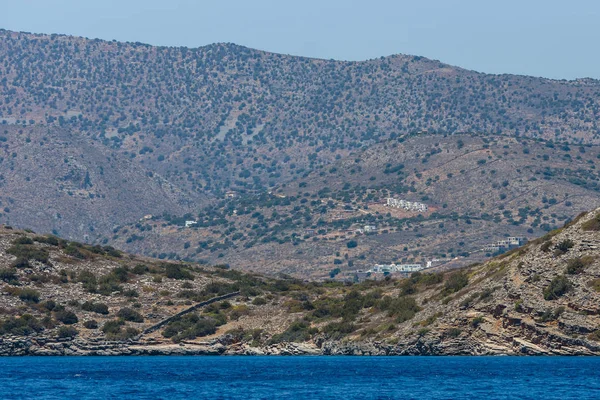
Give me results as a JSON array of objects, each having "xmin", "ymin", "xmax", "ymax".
[
  {"xmin": 1, "ymin": 207, "xmax": 600, "ymax": 355},
  {"xmin": 1, "ymin": 29, "xmax": 600, "ymax": 275},
  {"xmin": 110, "ymin": 133, "xmax": 600, "ymax": 278}
]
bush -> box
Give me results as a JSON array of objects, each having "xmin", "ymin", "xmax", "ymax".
[
  {"xmin": 16, "ymin": 288, "xmax": 40, "ymax": 303},
  {"xmin": 444, "ymin": 271, "xmax": 469, "ymax": 294},
  {"xmin": 164, "ymin": 264, "xmax": 193, "ymax": 280},
  {"xmin": 102, "ymin": 320, "xmax": 140, "ymax": 340},
  {"xmin": 346, "ymin": 240, "xmax": 358, "ymax": 249},
  {"xmin": 57, "ymin": 326, "xmax": 78, "ymax": 338},
  {"xmin": 6, "ymin": 244, "xmax": 49, "ymax": 263},
  {"xmin": 77, "ymin": 271, "xmax": 98, "ymax": 292},
  {"xmin": 582, "ymin": 213, "xmax": 600, "ymax": 231},
  {"xmin": 0, "ymin": 314, "xmax": 44, "ymax": 335},
  {"xmin": 543, "ymin": 275, "xmax": 571, "ymax": 300},
  {"xmin": 387, "ymin": 296, "xmax": 420, "ymax": 323},
  {"xmin": 0, "ymin": 269, "xmax": 18, "ymax": 284},
  {"xmin": 554, "ymin": 239, "xmax": 575, "ymax": 255},
  {"xmin": 55, "ymin": 310, "xmax": 78, "ymax": 325},
  {"xmin": 132, "ymin": 264, "xmax": 149, "ymax": 275},
  {"xmin": 565, "ymin": 258, "xmax": 585, "ymax": 275},
  {"xmin": 83, "ymin": 320, "xmax": 98, "ymax": 329},
  {"xmin": 162, "ymin": 314, "xmax": 217, "ymax": 342},
  {"xmin": 117, "ymin": 307, "xmax": 144, "ymax": 322},
  {"xmin": 252, "ymin": 297, "xmax": 267, "ymax": 306},
  {"xmin": 471, "ymin": 316, "xmax": 484, "ymax": 327},
  {"xmin": 269, "ymin": 321, "xmax": 313, "ymax": 344},
  {"xmin": 82, "ymin": 301, "xmax": 109, "ymax": 315}
]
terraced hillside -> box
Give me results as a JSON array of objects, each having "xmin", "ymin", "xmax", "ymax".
[{"xmin": 2, "ymin": 208, "xmax": 600, "ymax": 355}]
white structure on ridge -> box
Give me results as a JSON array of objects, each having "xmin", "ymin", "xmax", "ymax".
[
  {"xmin": 369, "ymin": 263, "xmax": 423, "ymax": 274},
  {"xmin": 386, "ymin": 197, "xmax": 428, "ymax": 212}
]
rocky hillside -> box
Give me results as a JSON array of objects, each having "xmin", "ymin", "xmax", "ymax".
[
  {"xmin": 1, "ymin": 29, "xmax": 600, "ymax": 246},
  {"xmin": 2, "ymin": 207, "xmax": 600, "ymax": 355},
  {"xmin": 110, "ymin": 133, "xmax": 600, "ymax": 278}
]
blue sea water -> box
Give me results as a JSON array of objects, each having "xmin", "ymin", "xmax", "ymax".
[{"xmin": 0, "ymin": 356, "xmax": 599, "ymax": 399}]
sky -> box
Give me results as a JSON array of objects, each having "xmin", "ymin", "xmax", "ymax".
[{"xmin": 1, "ymin": 0, "xmax": 599, "ymax": 80}]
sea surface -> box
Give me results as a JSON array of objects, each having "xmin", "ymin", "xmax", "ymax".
[{"xmin": 0, "ymin": 356, "xmax": 599, "ymax": 399}]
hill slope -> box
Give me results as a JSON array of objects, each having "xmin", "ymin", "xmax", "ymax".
[
  {"xmin": 1, "ymin": 208, "xmax": 600, "ymax": 355},
  {"xmin": 1, "ymin": 29, "xmax": 600, "ymax": 274}
]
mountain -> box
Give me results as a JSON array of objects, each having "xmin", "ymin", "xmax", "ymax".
[
  {"xmin": 1, "ymin": 207, "xmax": 600, "ymax": 355},
  {"xmin": 1, "ymin": 29, "xmax": 600, "ymax": 276}
]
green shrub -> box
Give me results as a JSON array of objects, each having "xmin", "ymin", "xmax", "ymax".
[
  {"xmin": 581, "ymin": 213, "xmax": 600, "ymax": 231},
  {"xmin": 321, "ymin": 321, "xmax": 355, "ymax": 340},
  {"xmin": 82, "ymin": 301, "xmax": 109, "ymax": 315},
  {"xmin": 444, "ymin": 271, "xmax": 469, "ymax": 294},
  {"xmin": 565, "ymin": 258, "xmax": 585, "ymax": 275},
  {"xmin": 6, "ymin": 244, "xmax": 49, "ymax": 263},
  {"xmin": 162, "ymin": 314, "xmax": 217, "ymax": 342},
  {"xmin": 164, "ymin": 264, "xmax": 193, "ymax": 280},
  {"xmin": 0, "ymin": 314, "xmax": 44, "ymax": 335},
  {"xmin": 543, "ymin": 275, "xmax": 571, "ymax": 300},
  {"xmin": 346, "ymin": 240, "xmax": 358, "ymax": 249},
  {"xmin": 57, "ymin": 326, "xmax": 78, "ymax": 338},
  {"xmin": 385, "ymin": 296, "xmax": 420, "ymax": 323},
  {"xmin": 14, "ymin": 288, "xmax": 41, "ymax": 303},
  {"xmin": 269, "ymin": 321, "xmax": 313, "ymax": 344},
  {"xmin": 55, "ymin": 310, "xmax": 78, "ymax": 325},
  {"xmin": 252, "ymin": 297, "xmax": 267, "ymax": 306},
  {"xmin": 77, "ymin": 271, "xmax": 98, "ymax": 292},
  {"xmin": 554, "ymin": 239, "xmax": 575, "ymax": 255},
  {"xmin": 101, "ymin": 320, "xmax": 139, "ymax": 340},
  {"xmin": 0, "ymin": 269, "xmax": 18, "ymax": 284},
  {"xmin": 471, "ymin": 316, "xmax": 484, "ymax": 327},
  {"xmin": 117, "ymin": 307, "xmax": 143, "ymax": 322},
  {"xmin": 446, "ymin": 328, "xmax": 462, "ymax": 338},
  {"xmin": 83, "ymin": 320, "xmax": 98, "ymax": 329},
  {"xmin": 132, "ymin": 264, "xmax": 149, "ymax": 275}
]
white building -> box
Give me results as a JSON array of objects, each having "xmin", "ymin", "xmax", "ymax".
[
  {"xmin": 386, "ymin": 197, "xmax": 428, "ymax": 212},
  {"xmin": 185, "ymin": 220, "xmax": 198, "ymax": 228}
]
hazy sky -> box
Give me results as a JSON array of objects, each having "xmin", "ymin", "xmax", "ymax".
[{"xmin": 1, "ymin": 0, "xmax": 599, "ymax": 79}]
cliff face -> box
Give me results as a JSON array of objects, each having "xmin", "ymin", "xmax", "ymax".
[{"xmin": 1, "ymin": 208, "xmax": 600, "ymax": 355}]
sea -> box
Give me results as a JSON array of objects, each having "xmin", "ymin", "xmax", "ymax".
[{"xmin": 0, "ymin": 356, "xmax": 599, "ymax": 399}]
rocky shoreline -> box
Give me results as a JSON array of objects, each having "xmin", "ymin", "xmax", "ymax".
[{"xmin": 3, "ymin": 332, "xmax": 600, "ymax": 356}]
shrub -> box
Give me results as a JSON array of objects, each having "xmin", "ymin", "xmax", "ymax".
[
  {"xmin": 346, "ymin": 240, "xmax": 358, "ymax": 249},
  {"xmin": 117, "ymin": 307, "xmax": 144, "ymax": 322},
  {"xmin": 386, "ymin": 296, "xmax": 420, "ymax": 323},
  {"xmin": 444, "ymin": 271, "xmax": 469, "ymax": 294},
  {"xmin": 554, "ymin": 239, "xmax": 575, "ymax": 255},
  {"xmin": 132, "ymin": 264, "xmax": 149, "ymax": 275},
  {"xmin": 543, "ymin": 275, "xmax": 571, "ymax": 300},
  {"xmin": 252, "ymin": 297, "xmax": 267, "ymax": 306},
  {"xmin": 77, "ymin": 271, "xmax": 98, "ymax": 292},
  {"xmin": 57, "ymin": 326, "xmax": 78, "ymax": 338},
  {"xmin": 7, "ymin": 244, "xmax": 49, "ymax": 263},
  {"xmin": 0, "ymin": 314, "xmax": 44, "ymax": 335},
  {"xmin": 14, "ymin": 288, "xmax": 41, "ymax": 303},
  {"xmin": 0, "ymin": 269, "xmax": 18, "ymax": 284},
  {"xmin": 581, "ymin": 213, "xmax": 600, "ymax": 231},
  {"xmin": 123, "ymin": 289, "xmax": 139, "ymax": 298},
  {"xmin": 471, "ymin": 316, "xmax": 484, "ymax": 327},
  {"xmin": 269, "ymin": 321, "xmax": 313, "ymax": 344},
  {"xmin": 11, "ymin": 258, "xmax": 30, "ymax": 269},
  {"xmin": 162, "ymin": 314, "xmax": 217, "ymax": 342},
  {"xmin": 55, "ymin": 310, "xmax": 78, "ymax": 325},
  {"xmin": 13, "ymin": 236, "xmax": 33, "ymax": 245},
  {"xmin": 321, "ymin": 321, "xmax": 355, "ymax": 339},
  {"xmin": 82, "ymin": 301, "xmax": 109, "ymax": 315},
  {"xmin": 83, "ymin": 320, "xmax": 98, "ymax": 329},
  {"xmin": 446, "ymin": 328, "xmax": 462, "ymax": 338},
  {"xmin": 164, "ymin": 264, "xmax": 193, "ymax": 280},
  {"xmin": 565, "ymin": 258, "xmax": 585, "ymax": 275}
]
